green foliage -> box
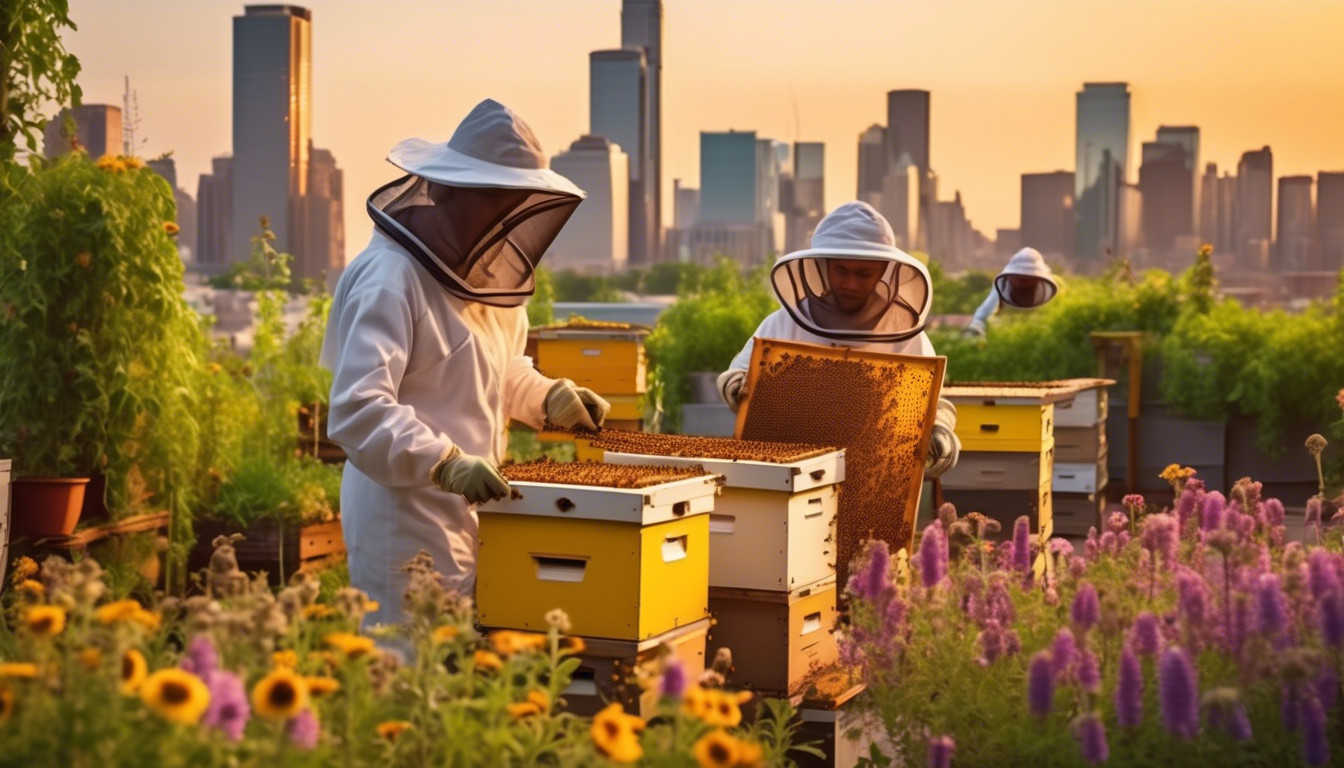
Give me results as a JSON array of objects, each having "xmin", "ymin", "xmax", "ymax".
[
  {"xmin": 550, "ymin": 268, "xmax": 625, "ymax": 302},
  {"xmin": 506, "ymin": 428, "xmax": 575, "ymax": 463},
  {"xmin": 527, "ymin": 266, "xmax": 555, "ymax": 326},
  {"xmin": 210, "ymin": 452, "xmax": 341, "ymax": 528},
  {"xmin": 0, "ymin": 0, "xmax": 81, "ymax": 164},
  {"xmin": 0, "ymin": 153, "xmax": 205, "ymax": 587},
  {"xmin": 927, "ymin": 259, "xmax": 994, "ymax": 316},
  {"xmin": 645, "ymin": 260, "xmax": 775, "ymax": 432}
]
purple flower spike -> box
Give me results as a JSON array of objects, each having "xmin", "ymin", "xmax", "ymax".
[
  {"xmin": 1028, "ymin": 651, "xmax": 1054, "ymax": 717},
  {"xmin": 1320, "ymin": 592, "xmax": 1344, "ymax": 649},
  {"xmin": 660, "ymin": 657, "xmax": 686, "ymax": 699},
  {"xmin": 1012, "ymin": 517, "xmax": 1032, "ymax": 576},
  {"xmin": 1076, "ymin": 649, "xmax": 1102, "ymax": 693},
  {"xmin": 182, "ymin": 635, "xmax": 220, "ymax": 681},
  {"xmin": 1115, "ymin": 648, "xmax": 1144, "ymax": 728},
  {"xmin": 1071, "ymin": 582, "xmax": 1100, "ymax": 632},
  {"xmin": 1159, "ymin": 647, "xmax": 1200, "ymax": 739},
  {"xmin": 1302, "ymin": 695, "xmax": 1329, "ymax": 766},
  {"xmin": 1264, "ymin": 498, "xmax": 1285, "ymax": 528},
  {"xmin": 1305, "ymin": 497, "xmax": 1323, "ymax": 528},
  {"xmin": 1084, "ymin": 528, "xmax": 1100, "ymax": 561},
  {"xmin": 286, "ymin": 708, "xmax": 320, "ymax": 750},
  {"xmin": 1307, "ymin": 550, "xmax": 1341, "ymax": 601},
  {"xmin": 1202, "ymin": 492, "xmax": 1226, "ymax": 532},
  {"xmin": 202, "ymin": 670, "xmax": 250, "ymax": 742},
  {"xmin": 918, "ymin": 522, "xmax": 948, "ymax": 589},
  {"xmin": 1254, "ymin": 573, "xmax": 1286, "ymax": 637},
  {"xmin": 1130, "ymin": 612, "xmax": 1163, "ymax": 656},
  {"xmin": 1073, "ymin": 712, "xmax": 1109, "ymax": 765},
  {"xmin": 1107, "ymin": 511, "xmax": 1129, "ymax": 535},
  {"xmin": 1099, "ymin": 531, "xmax": 1118, "ymax": 555},
  {"xmin": 1204, "ymin": 689, "xmax": 1252, "ymax": 742},
  {"xmin": 1141, "ymin": 513, "xmax": 1180, "ymax": 565},
  {"xmin": 926, "ymin": 735, "xmax": 955, "ymax": 768},
  {"xmin": 1051, "ymin": 628, "xmax": 1077, "ymax": 679},
  {"xmin": 849, "ymin": 540, "xmax": 890, "ymax": 602},
  {"xmin": 1175, "ymin": 483, "xmax": 1201, "ymax": 532},
  {"xmin": 1070, "ymin": 556, "xmax": 1088, "ymax": 579}
]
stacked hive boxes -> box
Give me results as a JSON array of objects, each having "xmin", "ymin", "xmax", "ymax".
[
  {"xmin": 476, "ymin": 460, "xmax": 721, "ymax": 717},
  {"xmin": 592, "ymin": 431, "xmax": 845, "ymax": 697},
  {"xmin": 1050, "ymin": 380, "xmax": 1113, "ymax": 536},
  {"xmin": 528, "ymin": 319, "xmax": 650, "ymax": 432}
]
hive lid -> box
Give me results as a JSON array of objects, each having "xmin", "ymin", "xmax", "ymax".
[
  {"xmin": 572, "ymin": 616, "xmax": 713, "ymax": 657},
  {"xmin": 603, "ymin": 449, "xmax": 844, "ymax": 492},
  {"xmin": 942, "ymin": 378, "xmax": 1116, "ymax": 404},
  {"xmin": 482, "ymin": 465, "xmax": 722, "ymax": 525},
  {"xmin": 529, "ymin": 317, "xmax": 651, "ymax": 341}
]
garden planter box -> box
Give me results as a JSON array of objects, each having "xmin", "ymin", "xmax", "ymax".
[
  {"xmin": 940, "ymin": 486, "xmax": 1053, "ymax": 540},
  {"xmin": 476, "ymin": 473, "xmax": 720, "ymax": 641},
  {"xmin": 602, "ymin": 442, "xmax": 844, "ymax": 592},
  {"xmin": 297, "ymin": 409, "xmax": 346, "ymax": 463},
  {"xmin": 189, "ymin": 517, "xmax": 345, "ymax": 586},
  {"xmin": 1053, "ymin": 492, "xmax": 1106, "ymax": 537},
  {"xmin": 941, "ymin": 446, "xmax": 1053, "ymax": 491},
  {"xmin": 530, "ymin": 327, "xmax": 649, "ymax": 395},
  {"xmin": 1224, "ymin": 416, "xmax": 1324, "ymax": 504},
  {"xmin": 1053, "ymin": 454, "xmax": 1108, "ymax": 495},
  {"xmin": 560, "ymin": 617, "xmax": 709, "ymax": 718},
  {"xmin": 1107, "ymin": 404, "xmax": 1225, "ymax": 493},
  {"xmin": 0, "ymin": 459, "xmax": 9, "ymax": 586},
  {"xmin": 706, "ymin": 579, "xmax": 838, "ymax": 695},
  {"xmin": 1054, "ymin": 426, "xmax": 1107, "ymax": 463}
]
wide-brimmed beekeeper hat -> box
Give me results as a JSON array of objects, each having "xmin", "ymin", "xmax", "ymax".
[
  {"xmin": 770, "ymin": 200, "xmax": 932, "ymax": 342},
  {"xmin": 367, "ymin": 99, "xmax": 585, "ymax": 307}
]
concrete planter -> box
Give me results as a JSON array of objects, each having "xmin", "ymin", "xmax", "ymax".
[{"xmin": 1224, "ymin": 416, "xmax": 1325, "ymax": 504}]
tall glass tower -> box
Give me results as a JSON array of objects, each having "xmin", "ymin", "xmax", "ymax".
[{"xmin": 1075, "ymin": 82, "xmax": 1130, "ymax": 264}]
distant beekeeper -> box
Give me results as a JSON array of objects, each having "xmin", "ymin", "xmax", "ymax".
[
  {"xmin": 320, "ymin": 99, "xmax": 610, "ymax": 626},
  {"xmin": 716, "ymin": 200, "xmax": 961, "ymax": 478},
  {"xmin": 962, "ymin": 247, "xmax": 1059, "ymax": 337}
]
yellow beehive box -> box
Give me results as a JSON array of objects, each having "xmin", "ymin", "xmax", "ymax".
[
  {"xmin": 531, "ymin": 326, "xmax": 650, "ymax": 395},
  {"xmin": 477, "ymin": 467, "xmax": 720, "ymax": 641},
  {"xmin": 606, "ymin": 394, "xmax": 644, "ymax": 422}
]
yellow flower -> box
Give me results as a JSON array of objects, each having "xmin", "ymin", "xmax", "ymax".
[
  {"xmin": 251, "ymin": 668, "xmax": 309, "ymax": 721},
  {"xmin": 96, "ymin": 600, "xmax": 142, "ymax": 624},
  {"xmin": 139, "ymin": 668, "xmax": 211, "ymax": 725},
  {"xmin": 273, "ymin": 650, "xmax": 299, "ymax": 668},
  {"xmin": 15, "ymin": 580, "xmax": 44, "ymax": 598},
  {"xmin": 736, "ymin": 740, "xmax": 765, "ymax": 768},
  {"xmin": 131, "ymin": 609, "xmax": 161, "ymax": 631},
  {"xmin": 309, "ymin": 650, "xmax": 339, "ymax": 669},
  {"xmin": 682, "ymin": 685, "xmax": 711, "ymax": 719},
  {"xmin": 473, "ymin": 650, "xmax": 503, "ymax": 672},
  {"xmin": 324, "ymin": 632, "xmax": 377, "ymax": 660},
  {"xmin": 122, "ymin": 156, "xmax": 145, "ymax": 170},
  {"xmin": 693, "ymin": 729, "xmax": 741, "ymax": 768},
  {"xmin": 303, "ymin": 604, "xmax": 334, "ymax": 620},
  {"xmin": 489, "ymin": 630, "xmax": 547, "ymax": 657},
  {"xmin": 11, "ymin": 557, "xmax": 38, "ymax": 583},
  {"xmin": 0, "ymin": 663, "xmax": 39, "ymax": 679},
  {"xmin": 363, "ymin": 600, "xmax": 380, "ymax": 613},
  {"xmin": 74, "ymin": 251, "xmax": 92, "ymax": 269},
  {"xmin": 699, "ymin": 689, "xmax": 744, "ymax": 727},
  {"xmin": 506, "ymin": 701, "xmax": 541, "ymax": 719},
  {"xmin": 0, "ymin": 687, "xmax": 12, "ymax": 723},
  {"xmin": 121, "ymin": 649, "xmax": 148, "ymax": 695},
  {"xmin": 206, "ymin": 362, "xmax": 224, "ymax": 375},
  {"xmin": 24, "ymin": 606, "xmax": 66, "ymax": 638},
  {"xmin": 376, "ymin": 720, "xmax": 412, "ymax": 740},
  {"xmin": 431, "ymin": 625, "xmax": 459, "ymax": 645},
  {"xmin": 527, "ymin": 689, "xmax": 550, "ymax": 710},
  {"xmin": 78, "ymin": 648, "xmax": 104, "ymax": 671},
  {"xmin": 305, "ymin": 676, "xmax": 341, "ymax": 698},
  {"xmin": 590, "ymin": 703, "xmax": 644, "ymax": 763},
  {"xmin": 559, "ymin": 636, "xmax": 587, "ymax": 655}
]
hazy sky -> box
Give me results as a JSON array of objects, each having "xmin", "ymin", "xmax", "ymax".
[{"xmin": 64, "ymin": 1, "xmax": 1344, "ymax": 260}]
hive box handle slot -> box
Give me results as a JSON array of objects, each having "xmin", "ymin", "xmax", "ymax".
[
  {"xmin": 710, "ymin": 514, "xmax": 736, "ymax": 534},
  {"xmin": 672, "ymin": 501, "xmax": 689, "ymax": 517},
  {"xmin": 804, "ymin": 498, "xmax": 825, "ymax": 519},
  {"xmin": 809, "ymin": 469, "xmax": 826, "ymax": 481},
  {"xmin": 801, "ymin": 612, "xmax": 822, "ymax": 635},
  {"xmin": 563, "ymin": 667, "xmax": 598, "ymax": 696},
  {"xmin": 979, "ymin": 423, "xmax": 1000, "ymax": 433},
  {"xmin": 582, "ymin": 348, "xmax": 601, "ymax": 357},
  {"xmin": 533, "ymin": 554, "xmax": 588, "ymax": 583},
  {"xmin": 662, "ymin": 535, "xmax": 688, "ymax": 562}
]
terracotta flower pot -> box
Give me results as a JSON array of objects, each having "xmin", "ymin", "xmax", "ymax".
[{"xmin": 11, "ymin": 477, "xmax": 90, "ymax": 539}]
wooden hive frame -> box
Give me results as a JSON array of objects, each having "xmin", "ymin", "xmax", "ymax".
[{"xmin": 733, "ymin": 338, "xmax": 945, "ymax": 592}]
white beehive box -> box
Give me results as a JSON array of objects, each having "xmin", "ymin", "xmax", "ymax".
[{"xmin": 603, "ymin": 449, "xmax": 845, "ymax": 592}]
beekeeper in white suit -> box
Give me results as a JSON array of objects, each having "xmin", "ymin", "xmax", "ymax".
[
  {"xmin": 716, "ymin": 200, "xmax": 961, "ymax": 477},
  {"xmin": 962, "ymin": 247, "xmax": 1059, "ymax": 337},
  {"xmin": 321, "ymin": 99, "xmax": 610, "ymax": 626}
]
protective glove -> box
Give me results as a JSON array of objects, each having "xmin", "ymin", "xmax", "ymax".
[
  {"xmin": 545, "ymin": 378, "xmax": 610, "ymax": 431},
  {"xmin": 961, "ymin": 319, "xmax": 987, "ymax": 338},
  {"xmin": 431, "ymin": 446, "xmax": 511, "ymax": 505},
  {"xmin": 716, "ymin": 369, "xmax": 747, "ymax": 413},
  {"xmin": 924, "ymin": 398, "xmax": 961, "ymax": 478}
]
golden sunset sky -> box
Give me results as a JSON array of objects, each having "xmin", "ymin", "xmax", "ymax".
[{"xmin": 65, "ymin": 0, "xmax": 1344, "ymax": 261}]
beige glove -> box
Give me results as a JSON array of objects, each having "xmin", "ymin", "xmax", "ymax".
[
  {"xmin": 717, "ymin": 369, "xmax": 747, "ymax": 413},
  {"xmin": 431, "ymin": 446, "xmax": 511, "ymax": 504},
  {"xmin": 545, "ymin": 379, "xmax": 610, "ymax": 431},
  {"xmin": 925, "ymin": 398, "xmax": 961, "ymax": 478}
]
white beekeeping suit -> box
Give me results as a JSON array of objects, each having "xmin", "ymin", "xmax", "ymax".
[
  {"xmin": 963, "ymin": 247, "xmax": 1059, "ymax": 337},
  {"xmin": 717, "ymin": 200, "xmax": 960, "ymax": 477},
  {"xmin": 321, "ymin": 100, "xmax": 609, "ymax": 627}
]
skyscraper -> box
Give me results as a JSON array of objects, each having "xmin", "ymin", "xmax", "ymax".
[
  {"xmin": 590, "ymin": 49, "xmax": 654, "ymax": 267},
  {"xmin": 786, "ymin": 141, "xmax": 825, "ymax": 252},
  {"xmin": 856, "ymin": 124, "xmax": 886, "ymax": 205},
  {"xmin": 1235, "ymin": 147, "xmax": 1273, "ymax": 269},
  {"xmin": 548, "ymin": 135, "xmax": 630, "ymax": 272},
  {"xmin": 1317, "ymin": 172, "xmax": 1344, "ymax": 271},
  {"xmin": 1199, "ymin": 163, "xmax": 1219, "ymax": 250},
  {"xmin": 1075, "ymin": 83, "xmax": 1131, "ymax": 265},
  {"xmin": 197, "ymin": 155, "xmax": 234, "ymax": 272},
  {"xmin": 42, "ymin": 104, "xmax": 122, "ymax": 158},
  {"xmin": 305, "ymin": 142, "xmax": 344, "ymax": 288},
  {"xmin": 620, "ymin": 0, "xmax": 662, "ymax": 260},
  {"xmin": 682, "ymin": 130, "xmax": 775, "ymax": 266},
  {"xmin": 1155, "ymin": 126, "xmax": 1200, "ymax": 237},
  {"xmin": 230, "ymin": 4, "xmax": 312, "ymax": 267},
  {"xmin": 1020, "ymin": 171, "xmax": 1075, "ymax": 261},
  {"xmin": 148, "ymin": 157, "xmax": 198, "ymax": 263},
  {"xmin": 886, "ymin": 90, "xmax": 930, "ymax": 174},
  {"xmin": 880, "ymin": 156, "xmax": 919, "ymax": 251},
  {"xmin": 1276, "ymin": 176, "xmax": 1313, "ymax": 271},
  {"xmin": 1138, "ymin": 139, "xmax": 1193, "ymax": 260}
]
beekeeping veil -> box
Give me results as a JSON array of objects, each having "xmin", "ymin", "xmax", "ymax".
[
  {"xmin": 770, "ymin": 201, "xmax": 932, "ymax": 342},
  {"xmin": 994, "ymin": 247, "xmax": 1058, "ymax": 309},
  {"xmin": 367, "ymin": 99, "xmax": 585, "ymax": 307}
]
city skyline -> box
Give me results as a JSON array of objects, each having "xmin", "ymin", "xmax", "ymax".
[{"xmin": 62, "ymin": 0, "xmax": 1344, "ymax": 264}]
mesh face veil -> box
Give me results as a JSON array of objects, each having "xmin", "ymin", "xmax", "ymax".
[
  {"xmin": 769, "ymin": 201, "xmax": 932, "ymax": 342},
  {"xmin": 993, "ymin": 247, "xmax": 1059, "ymax": 309}
]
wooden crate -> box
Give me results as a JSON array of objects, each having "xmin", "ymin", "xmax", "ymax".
[
  {"xmin": 940, "ymin": 485, "xmax": 1053, "ymax": 541},
  {"xmin": 941, "ymin": 445, "xmax": 1053, "ymax": 491},
  {"xmin": 189, "ymin": 517, "xmax": 346, "ymax": 587},
  {"xmin": 1053, "ymin": 492, "xmax": 1106, "ymax": 537},
  {"xmin": 1055, "ymin": 425, "xmax": 1107, "ymax": 463},
  {"xmin": 477, "ymin": 475, "xmax": 720, "ymax": 641},
  {"xmin": 560, "ymin": 618, "xmax": 709, "ymax": 718},
  {"xmin": 707, "ymin": 580, "xmax": 839, "ymax": 695},
  {"xmin": 603, "ymin": 448, "xmax": 845, "ymax": 592}
]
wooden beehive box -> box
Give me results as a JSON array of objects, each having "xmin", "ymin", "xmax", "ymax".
[
  {"xmin": 477, "ymin": 461, "xmax": 721, "ymax": 641},
  {"xmin": 530, "ymin": 322, "xmax": 650, "ymax": 395},
  {"xmin": 734, "ymin": 338, "xmax": 944, "ymax": 593},
  {"xmin": 593, "ymin": 430, "xmax": 844, "ymax": 592},
  {"xmin": 945, "ymin": 379, "xmax": 1114, "ymax": 453},
  {"xmin": 1053, "ymin": 492, "xmax": 1106, "ymax": 537},
  {"xmin": 940, "ymin": 446, "xmax": 1054, "ymax": 492},
  {"xmin": 560, "ymin": 617, "xmax": 710, "ymax": 718},
  {"xmin": 706, "ymin": 579, "xmax": 839, "ymax": 696}
]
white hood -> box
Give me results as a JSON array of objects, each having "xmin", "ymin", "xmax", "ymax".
[{"xmin": 994, "ymin": 247, "xmax": 1058, "ymax": 308}]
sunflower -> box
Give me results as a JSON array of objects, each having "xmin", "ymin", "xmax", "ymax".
[
  {"xmin": 506, "ymin": 701, "xmax": 541, "ymax": 719},
  {"xmin": 303, "ymin": 604, "xmax": 334, "ymax": 620},
  {"xmin": 589, "ymin": 703, "xmax": 644, "ymax": 763},
  {"xmin": 272, "ymin": 650, "xmax": 299, "ymax": 669},
  {"xmin": 699, "ymin": 689, "xmax": 745, "ymax": 727},
  {"xmin": 130, "ymin": 609, "xmax": 161, "ymax": 631},
  {"xmin": 736, "ymin": 740, "xmax": 765, "ymax": 768},
  {"xmin": 305, "ymin": 676, "xmax": 341, "ymax": 698},
  {"xmin": 16, "ymin": 580, "xmax": 44, "ymax": 598},
  {"xmin": 78, "ymin": 649, "xmax": 104, "ymax": 671},
  {"xmin": 473, "ymin": 650, "xmax": 503, "ymax": 672},
  {"xmin": 23, "ymin": 606, "xmax": 66, "ymax": 638},
  {"xmin": 251, "ymin": 668, "xmax": 310, "ymax": 721},
  {"xmin": 120, "ymin": 649, "xmax": 148, "ymax": 695},
  {"xmin": 693, "ymin": 729, "xmax": 741, "ymax": 768},
  {"xmin": 682, "ymin": 685, "xmax": 710, "ymax": 719},
  {"xmin": 0, "ymin": 663, "xmax": 39, "ymax": 680},
  {"xmin": 96, "ymin": 600, "xmax": 142, "ymax": 624},
  {"xmin": 0, "ymin": 687, "xmax": 11, "ymax": 723},
  {"xmin": 526, "ymin": 689, "xmax": 550, "ymax": 710},
  {"xmin": 376, "ymin": 720, "xmax": 412, "ymax": 740},
  {"xmin": 123, "ymin": 156, "xmax": 145, "ymax": 170},
  {"xmin": 139, "ymin": 668, "xmax": 211, "ymax": 725},
  {"xmin": 431, "ymin": 625, "xmax": 459, "ymax": 645},
  {"xmin": 489, "ymin": 630, "xmax": 547, "ymax": 657},
  {"xmin": 324, "ymin": 632, "xmax": 377, "ymax": 660}
]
